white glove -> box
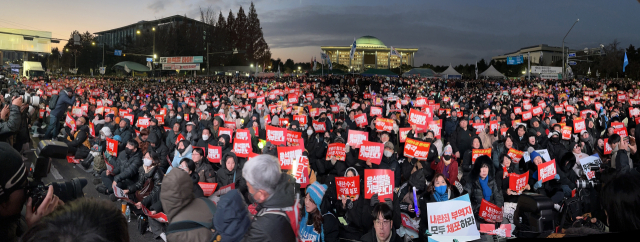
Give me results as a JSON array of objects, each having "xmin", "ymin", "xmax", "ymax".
[
  {"xmin": 393, "ymin": 123, "xmax": 399, "ymax": 133},
  {"xmin": 345, "ymin": 144, "xmax": 351, "ymax": 153}
]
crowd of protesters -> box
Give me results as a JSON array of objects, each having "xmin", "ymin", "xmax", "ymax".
[{"xmin": 2, "ymin": 74, "xmax": 640, "ymax": 241}]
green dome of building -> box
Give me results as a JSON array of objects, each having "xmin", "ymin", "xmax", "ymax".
[{"xmin": 355, "ymin": 36, "xmax": 386, "ymax": 48}]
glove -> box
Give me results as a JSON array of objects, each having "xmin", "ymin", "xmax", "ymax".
[
  {"xmin": 345, "ymin": 144, "xmax": 351, "ymax": 153},
  {"xmin": 554, "ymin": 174, "xmax": 560, "ymax": 180},
  {"xmin": 534, "ymin": 180, "xmax": 543, "ymax": 190}
]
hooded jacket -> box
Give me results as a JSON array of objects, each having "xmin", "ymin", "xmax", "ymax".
[
  {"xmin": 464, "ymin": 156, "xmax": 504, "ymax": 217},
  {"xmin": 147, "ymin": 132, "xmax": 170, "ymax": 171},
  {"xmin": 168, "ymin": 142, "xmax": 193, "ymax": 174},
  {"xmin": 241, "ymin": 173, "xmax": 297, "ymax": 242},
  {"xmin": 218, "ymin": 134, "xmax": 232, "ymax": 156},
  {"xmin": 461, "ymin": 136, "xmax": 484, "ymax": 177},
  {"xmin": 217, "ymin": 152, "xmax": 242, "ymax": 188},
  {"xmin": 112, "ymin": 149, "xmax": 143, "ymax": 183},
  {"xmin": 160, "ymin": 169, "xmax": 214, "ymax": 242},
  {"xmin": 114, "ymin": 118, "xmax": 133, "ymax": 151}
]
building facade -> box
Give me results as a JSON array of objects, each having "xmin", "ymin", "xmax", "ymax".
[
  {"xmin": 492, "ymin": 44, "xmax": 573, "ymax": 66},
  {"xmin": 321, "ymin": 36, "xmax": 418, "ymax": 72}
]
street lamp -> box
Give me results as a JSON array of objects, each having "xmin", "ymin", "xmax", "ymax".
[
  {"xmin": 562, "ymin": 19, "xmax": 579, "ymax": 79},
  {"xmin": 136, "ymin": 30, "xmax": 141, "ymax": 34}
]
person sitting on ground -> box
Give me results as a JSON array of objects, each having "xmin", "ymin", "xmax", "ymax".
[
  {"xmin": 64, "ymin": 116, "xmax": 91, "ymax": 159},
  {"xmin": 97, "ymin": 139, "xmax": 142, "ymax": 195}
]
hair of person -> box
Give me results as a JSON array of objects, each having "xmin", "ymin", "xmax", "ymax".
[
  {"xmin": 600, "ymin": 171, "xmax": 640, "ymax": 232},
  {"xmin": 500, "ymin": 154, "xmax": 512, "ymax": 165},
  {"xmin": 192, "ymin": 147, "xmax": 204, "ymax": 157},
  {"xmin": 308, "ymin": 199, "xmax": 323, "ymax": 233},
  {"xmin": 180, "ymin": 158, "xmax": 196, "ymax": 172},
  {"xmin": 21, "ymin": 198, "xmax": 129, "ymax": 242},
  {"xmin": 426, "ymin": 173, "xmax": 451, "ymax": 193},
  {"xmin": 127, "ymin": 139, "xmax": 138, "ymax": 149},
  {"xmin": 371, "ymin": 202, "xmax": 393, "ymax": 221},
  {"xmin": 145, "ymin": 151, "xmax": 160, "ymax": 167},
  {"xmin": 504, "ymin": 135, "xmax": 515, "ymax": 144},
  {"xmin": 242, "ymin": 154, "xmax": 281, "ymax": 197},
  {"xmin": 139, "ymin": 128, "xmax": 149, "ymax": 136},
  {"xmin": 608, "ymin": 134, "xmax": 621, "ymax": 145}
]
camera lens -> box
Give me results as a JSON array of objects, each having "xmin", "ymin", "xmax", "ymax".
[{"xmin": 50, "ymin": 177, "xmax": 88, "ymax": 202}]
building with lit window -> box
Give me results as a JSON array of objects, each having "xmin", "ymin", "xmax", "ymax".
[{"xmin": 321, "ymin": 36, "xmax": 418, "ymax": 72}]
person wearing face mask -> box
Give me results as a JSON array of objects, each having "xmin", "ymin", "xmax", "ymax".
[
  {"xmin": 546, "ymin": 131, "xmax": 570, "ymax": 162},
  {"xmin": 167, "ymin": 140, "xmax": 193, "ymax": 174},
  {"xmin": 366, "ymin": 141, "xmax": 401, "ymax": 187},
  {"xmin": 121, "ymin": 151, "xmax": 164, "ymax": 215},
  {"xmin": 97, "ymin": 140, "xmax": 143, "ymax": 196},
  {"xmin": 114, "ymin": 118, "xmax": 133, "ymax": 152},
  {"xmin": 432, "ymin": 145, "xmax": 459, "ymax": 185},
  {"xmin": 464, "ymin": 155, "xmax": 504, "ymax": 223},
  {"xmin": 418, "ymin": 173, "xmax": 461, "ymax": 238},
  {"xmin": 147, "ymin": 132, "xmax": 170, "ymax": 173}
]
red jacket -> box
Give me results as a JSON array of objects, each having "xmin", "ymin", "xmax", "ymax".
[{"xmin": 431, "ymin": 156, "xmax": 459, "ymax": 185}]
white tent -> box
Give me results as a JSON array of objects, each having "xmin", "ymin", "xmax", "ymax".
[
  {"xmin": 440, "ymin": 65, "xmax": 462, "ymax": 79},
  {"xmin": 479, "ymin": 65, "xmax": 506, "ymax": 79}
]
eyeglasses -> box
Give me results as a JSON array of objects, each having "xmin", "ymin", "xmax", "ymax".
[{"xmin": 374, "ymin": 219, "xmax": 391, "ymax": 228}]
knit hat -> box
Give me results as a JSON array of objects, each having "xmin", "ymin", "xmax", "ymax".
[
  {"xmin": 106, "ymin": 114, "xmax": 115, "ymax": 120},
  {"xmin": 548, "ymin": 131, "xmax": 560, "ymax": 138},
  {"xmin": 384, "ymin": 141, "xmax": 394, "ymax": 150},
  {"xmin": 306, "ymin": 182, "xmax": 328, "ymax": 213},
  {"xmin": 529, "ymin": 150, "xmax": 542, "ymax": 163},
  {"xmin": 100, "ymin": 127, "xmax": 112, "ymax": 137},
  {"xmin": 0, "ymin": 143, "xmax": 28, "ymax": 202}
]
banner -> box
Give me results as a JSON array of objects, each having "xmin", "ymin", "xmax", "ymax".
[
  {"xmin": 235, "ymin": 129, "xmax": 250, "ymax": 142},
  {"xmin": 358, "ymin": 141, "xmax": 384, "ymax": 165},
  {"xmin": 428, "ymin": 120, "xmax": 442, "ymax": 138},
  {"xmin": 479, "ymin": 199, "xmax": 503, "ymax": 223},
  {"xmin": 354, "ymin": 113, "xmax": 368, "ymax": 127},
  {"xmin": 278, "ymin": 146, "xmax": 303, "ymax": 170},
  {"xmin": 162, "ymin": 63, "xmax": 200, "ymax": 70},
  {"xmin": 472, "ymin": 122, "xmax": 485, "ymax": 134},
  {"xmin": 614, "ymin": 127, "xmax": 628, "ymax": 137},
  {"xmin": 538, "ymin": 159, "xmax": 557, "ymax": 183},
  {"xmin": 561, "ymin": 126, "xmax": 572, "ymax": 140},
  {"xmin": 136, "ymin": 117, "xmax": 150, "ymax": 128},
  {"xmin": 521, "ymin": 111, "xmax": 532, "ymax": 121},
  {"xmin": 287, "ymin": 131, "xmax": 302, "ymax": 146},
  {"xmin": 218, "ymin": 128, "xmax": 233, "ymax": 143},
  {"xmin": 579, "ymin": 155, "xmax": 603, "ymax": 180},
  {"xmin": 140, "ymin": 205, "xmax": 169, "ymax": 223},
  {"xmin": 604, "ymin": 138, "xmax": 612, "ymax": 155},
  {"xmin": 336, "ymin": 176, "xmax": 360, "ymax": 200},
  {"xmin": 408, "ymin": 108, "xmax": 429, "ymax": 129},
  {"xmin": 198, "ymin": 182, "xmax": 218, "ymax": 197},
  {"xmin": 232, "ymin": 139, "xmax": 252, "ymax": 158},
  {"xmin": 326, "ymin": 143, "xmax": 346, "ymax": 161},
  {"xmin": 207, "ymin": 145, "xmax": 222, "ymax": 163},
  {"xmin": 266, "ymin": 125, "xmax": 287, "ymax": 146},
  {"xmin": 292, "ymin": 156, "xmax": 310, "ymax": 188},
  {"xmin": 426, "ymin": 194, "xmax": 480, "ymax": 242},
  {"xmin": 573, "ymin": 119, "xmax": 586, "ymax": 134},
  {"xmin": 375, "ymin": 118, "xmax": 394, "ymax": 132},
  {"xmin": 403, "ymin": 138, "xmax": 431, "ymax": 160},
  {"xmin": 347, "ymin": 130, "xmax": 368, "ymax": 148},
  {"xmin": 471, "ymin": 148, "xmax": 492, "ymax": 164},
  {"xmin": 312, "ymin": 121, "xmax": 326, "ymax": 133},
  {"xmin": 532, "ymin": 106, "xmax": 543, "ymax": 116},
  {"xmin": 112, "ymin": 185, "xmax": 135, "ymax": 204},
  {"xmin": 106, "ymin": 138, "xmax": 118, "ymax": 157},
  {"xmin": 364, "ymin": 169, "xmax": 394, "ymax": 201},
  {"xmin": 370, "ymin": 106, "xmax": 383, "ymax": 117},
  {"xmin": 506, "ymin": 148, "xmax": 524, "ymax": 163},
  {"xmin": 509, "ymin": 171, "xmax": 529, "ymax": 192},
  {"xmin": 159, "ymin": 56, "xmax": 204, "ymax": 64},
  {"xmin": 330, "ymin": 105, "xmax": 339, "ymax": 113}
]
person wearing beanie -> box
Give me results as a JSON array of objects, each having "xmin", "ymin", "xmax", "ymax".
[{"xmin": 300, "ymin": 181, "xmax": 339, "ymax": 242}]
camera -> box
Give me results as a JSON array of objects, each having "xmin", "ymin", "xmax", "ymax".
[
  {"xmin": 4, "ymin": 83, "xmax": 41, "ymax": 106},
  {"xmin": 576, "ymin": 179, "xmax": 600, "ymax": 189},
  {"xmin": 26, "ymin": 140, "xmax": 88, "ymax": 212}
]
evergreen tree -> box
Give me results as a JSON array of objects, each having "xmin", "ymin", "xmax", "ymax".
[{"xmin": 235, "ymin": 6, "xmax": 248, "ymax": 65}]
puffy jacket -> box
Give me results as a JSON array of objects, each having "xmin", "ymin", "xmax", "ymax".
[
  {"xmin": 194, "ymin": 157, "xmax": 216, "ymax": 183},
  {"xmin": 165, "ymin": 129, "xmax": 181, "ymax": 152},
  {"xmin": 50, "ymin": 90, "xmax": 75, "ymax": 118},
  {"xmin": 147, "ymin": 132, "xmax": 170, "ymax": 172},
  {"xmin": 464, "ymin": 157, "xmax": 504, "ymax": 217},
  {"xmin": 114, "ymin": 118, "xmax": 133, "ymax": 151},
  {"xmin": 161, "ymin": 169, "xmax": 214, "ymax": 242},
  {"xmin": 167, "ymin": 144, "xmax": 193, "ymax": 174},
  {"xmin": 0, "ymin": 104, "xmax": 22, "ymax": 142},
  {"xmin": 128, "ymin": 166, "xmax": 163, "ymax": 207},
  {"xmin": 241, "ymin": 173, "xmax": 297, "ymax": 242},
  {"xmin": 111, "ymin": 149, "xmax": 143, "ymax": 183}
]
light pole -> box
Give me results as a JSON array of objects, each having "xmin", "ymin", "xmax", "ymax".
[
  {"xmin": 562, "ymin": 19, "xmax": 579, "ymax": 80},
  {"xmin": 92, "ymin": 41, "xmax": 105, "ymax": 72},
  {"xmin": 137, "ymin": 28, "xmax": 156, "ymax": 77}
]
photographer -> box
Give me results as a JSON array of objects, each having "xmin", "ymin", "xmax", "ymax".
[
  {"xmin": 0, "ymin": 142, "xmax": 63, "ymax": 241},
  {"xmin": 0, "ymin": 95, "xmax": 24, "ymax": 144},
  {"xmin": 43, "ymin": 87, "xmax": 75, "ymax": 140}
]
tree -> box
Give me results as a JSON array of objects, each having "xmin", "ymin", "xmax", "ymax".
[
  {"xmin": 284, "ymin": 58, "xmax": 295, "ymax": 72},
  {"xmin": 235, "ymin": 6, "xmax": 248, "ymax": 64}
]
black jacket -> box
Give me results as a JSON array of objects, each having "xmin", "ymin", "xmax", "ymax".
[
  {"xmin": 464, "ymin": 157, "xmax": 504, "ymax": 217},
  {"xmin": 217, "ymin": 153, "xmax": 242, "ymax": 187},
  {"xmin": 111, "ymin": 149, "xmax": 143, "ymax": 183},
  {"xmin": 450, "ymin": 125, "xmax": 475, "ymax": 155},
  {"xmin": 147, "ymin": 132, "xmax": 170, "ymax": 172},
  {"xmin": 114, "ymin": 118, "xmax": 133, "ymax": 151},
  {"xmin": 128, "ymin": 166, "xmax": 163, "ymax": 207}
]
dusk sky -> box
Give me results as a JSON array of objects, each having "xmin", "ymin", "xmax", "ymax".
[{"xmin": 3, "ymin": 0, "xmax": 640, "ymax": 66}]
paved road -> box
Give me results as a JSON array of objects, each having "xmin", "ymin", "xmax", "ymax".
[{"xmin": 31, "ymin": 138, "xmax": 159, "ymax": 241}]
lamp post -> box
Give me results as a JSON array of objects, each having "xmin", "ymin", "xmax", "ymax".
[
  {"xmin": 92, "ymin": 41, "xmax": 105, "ymax": 73},
  {"xmin": 137, "ymin": 28, "xmax": 156, "ymax": 77},
  {"xmin": 562, "ymin": 19, "xmax": 579, "ymax": 80}
]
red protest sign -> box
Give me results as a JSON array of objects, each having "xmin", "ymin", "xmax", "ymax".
[
  {"xmin": 565, "ymin": 105, "xmax": 576, "ymax": 113},
  {"xmin": 538, "ymin": 159, "xmax": 557, "ymax": 183},
  {"xmin": 561, "ymin": 126, "xmax": 572, "ymax": 140},
  {"xmin": 489, "ymin": 121, "xmax": 499, "ymax": 135},
  {"xmin": 279, "ymin": 118, "xmax": 289, "ymax": 127},
  {"xmin": 472, "ymin": 122, "xmax": 486, "ymax": 134},
  {"xmin": 472, "ymin": 148, "xmax": 492, "ymax": 164},
  {"xmin": 347, "ymin": 130, "xmax": 368, "ymax": 148},
  {"xmin": 312, "ymin": 121, "xmax": 326, "ymax": 133},
  {"xmin": 573, "ymin": 119, "xmax": 586, "ymax": 134},
  {"xmin": 513, "ymin": 106, "xmax": 522, "ymax": 115},
  {"xmin": 532, "ymin": 106, "xmax": 543, "ymax": 116},
  {"xmin": 224, "ymin": 121, "xmax": 236, "ymax": 130},
  {"xmin": 354, "ymin": 113, "xmax": 368, "ymax": 127},
  {"xmin": 604, "ymin": 138, "xmax": 612, "ymax": 154},
  {"xmin": 364, "ymin": 169, "xmax": 394, "ymax": 201},
  {"xmin": 509, "ymin": 171, "xmax": 529, "ymax": 192},
  {"xmin": 287, "ymin": 131, "xmax": 302, "ymax": 146},
  {"xmin": 232, "ymin": 139, "xmax": 252, "ymax": 158},
  {"xmin": 293, "ymin": 115, "xmax": 307, "ymax": 126},
  {"xmin": 507, "ymin": 148, "xmax": 524, "ymax": 163},
  {"xmin": 358, "ymin": 141, "xmax": 384, "ymax": 165},
  {"xmin": 336, "ymin": 176, "xmax": 360, "ymax": 200},
  {"xmin": 198, "ymin": 182, "xmax": 218, "ymax": 197},
  {"xmin": 277, "ymin": 146, "xmax": 303, "ymax": 170},
  {"xmin": 399, "ymin": 128, "xmax": 411, "ymax": 143},
  {"xmin": 235, "ymin": 129, "xmax": 250, "ymax": 142},
  {"xmin": 370, "ymin": 106, "xmax": 383, "ymax": 117},
  {"xmin": 408, "ymin": 108, "xmax": 429, "ymax": 129},
  {"xmin": 218, "ymin": 127, "xmax": 234, "ymax": 143},
  {"xmin": 287, "ymin": 94, "xmax": 298, "ymax": 104},
  {"xmin": 136, "ymin": 117, "xmax": 150, "ymax": 128},
  {"xmin": 428, "ymin": 120, "xmax": 442, "ymax": 138},
  {"xmin": 415, "ymin": 97, "xmax": 427, "ymax": 107},
  {"xmin": 521, "ymin": 111, "xmax": 532, "ymax": 121},
  {"xmin": 326, "ymin": 143, "xmax": 346, "ymax": 161},
  {"xmin": 375, "ymin": 118, "xmax": 394, "ymax": 132},
  {"xmin": 614, "ymin": 127, "xmax": 628, "ymax": 137},
  {"xmin": 479, "ymin": 199, "xmax": 503, "ymax": 223},
  {"xmin": 554, "ymin": 106, "xmax": 564, "ymax": 114},
  {"xmin": 266, "ymin": 125, "xmax": 287, "ymax": 146},
  {"xmin": 155, "ymin": 115, "xmax": 164, "ymax": 125},
  {"xmin": 294, "ymin": 156, "xmax": 310, "ymax": 188},
  {"xmin": 404, "ymin": 138, "xmax": 431, "ymax": 160},
  {"xmin": 106, "ymin": 138, "xmax": 118, "ymax": 157},
  {"xmin": 611, "ymin": 122, "xmax": 624, "ymax": 130},
  {"xmin": 207, "ymin": 145, "xmax": 222, "ymax": 163}
]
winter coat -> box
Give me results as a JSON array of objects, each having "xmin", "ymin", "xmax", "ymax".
[
  {"xmin": 66, "ymin": 124, "xmax": 91, "ymax": 158},
  {"xmin": 464, "ymin": 157, "xmax": 504, "ymax": 217},
  {"xmin": 50, "ymin": 90, "xmax": 75, "ymax": 118},
  {"xmin": 114, "ymin": 118, "xmax": 133, "ymax": 151},
  {"xmin": 241, "ymin": 173, "xmax": 297, "ymax": 242},
  {"xmin": 165, "ymin": 129, "xmax": 181, "ymax": 152},
  {"xmin": 360, "ymin": 227, "xmax": 403, "ymax": 242},
  {"xmin": 432, "ymin": 157, "xmax": 460, "ymax": 185},
  {"xmin": 217, "ymin": 153, "xmax": 242, "ymax": 187},
  {"xmin": 111, "ymin": 149, "xmax": 143, "ymax": 183},
  {"xmin": 194, "ymin": 157, "xmax": 216, "ymax": 183},
  {"xmin": 491, "ymin": 140, "xmax": 510, "ymax": 170},
  {"xmin": 0, "ymin": 105, "xmax": 21, "ymax": 142},
  {"xmin": 495, "ymin": 163, "xmax": 521, "ymax": 203},
  {"xmin": 167, "ymin": 145, "xmax": 193, "ymax": 174},
  {"xmin": 547, "ymin": 138, "xmax": 569, "ymax": 161},
  {"xmin": 128, "ymin": 166, "xmax": 163, "ymax": 207},
  {"xmin": 450, "ymin": 125, "xmax": 475, "ymax": 156},
  {"xmin": 147, "ymin": 132, "xmax": 170, "ymax": 172},
  {"xmin": 160, "ymin": 169, "xmax": 214, "ymax": 242}
]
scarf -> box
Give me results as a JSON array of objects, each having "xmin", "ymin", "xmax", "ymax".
[
  {"xmin": 478, "ymin": 176, "xmax": 492, "ymax": 201},
  {"xmin": 434, "ymin": 187, "xmax": 449, "ymax": 202}
]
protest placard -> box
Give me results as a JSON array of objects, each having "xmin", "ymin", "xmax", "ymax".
[
  {"xmin": 358, "ymin": 141, "xmax": 384, "ymax": 165},
  {"xmin": 426, "ymin": 194, "xmax": 480, "ymax": 242},
  {"xmin": 335, "ymin": 176, "xmax": 360, "ymax": 200},
  {"xmin": 403, "ymin": 138, "xmax": 431, "ymax": 160},
  {"xmin": 364, "ymin": 169, "xmax": 394, "ymax": 201},
  {"xmin": 347, "ymin": 130, "xmax": 368, "ymax": 148}
]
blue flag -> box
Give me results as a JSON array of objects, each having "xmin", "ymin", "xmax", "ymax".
[
  {"xmin": 623, "ymin": 52, "xmax": 629, "ymax": 72},
  {"xmin": 349, "ymin": 38, "xmax": 357, "ymax": 60}
]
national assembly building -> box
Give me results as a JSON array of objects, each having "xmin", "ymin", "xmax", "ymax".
[{"xmin": 321, "ymin": 36, "xmax": 418, "ymax": 72}]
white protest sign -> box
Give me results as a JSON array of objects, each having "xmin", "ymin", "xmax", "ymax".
[
  {"xmin": 426, "ymin": 194, "xmax": 480, "ymax": 242},
  {"xmin": 579, "ymin": 154, "xmax": 602, "ymax": 180},
  {"xmin": 523, "ymin": 149, "xmax": 551, "ymax": 162}
]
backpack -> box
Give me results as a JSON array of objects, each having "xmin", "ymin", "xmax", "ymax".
[
  {"xmin": 166, "ymin": 197, "xmax": 219, "ymax": 242},
  {"xmin": 49, "ymin": 94, "xmax": 60, "ymax": 110}
]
